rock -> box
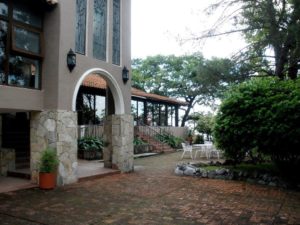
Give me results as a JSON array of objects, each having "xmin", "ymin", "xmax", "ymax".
[
  {"xmin": 258, "ymin": 180, "xmax": 266, "ymax": 185},
  {"xmin": 268, "ymin": 182, "xmax": 277, "ymax": 187},
  {"xmin": 183, "ymin": 165, "xmax": 197, "ymax": 176},
  {"xmin": 208, "ymin": 171, "xmax": 216, "ymax": 179},
  {"xmin": 201, "ymin": 171, "xmax": 208, "ymax": 178},
  {"xmin": 216, "ymin": 168, "xmax": 227, "ymax": 175},
  {"xmin": 174, "ymin": 167, "xmax": 184, "ymax": 175}
]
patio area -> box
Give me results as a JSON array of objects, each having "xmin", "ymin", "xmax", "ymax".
[{"xmin": 0, "ymin": 151, "xmax": 299, "ymax": 224}]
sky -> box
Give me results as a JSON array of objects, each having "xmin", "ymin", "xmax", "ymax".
[{"xmin": 131, "ymin": 0, "xmax": 246, "ymax": 60}]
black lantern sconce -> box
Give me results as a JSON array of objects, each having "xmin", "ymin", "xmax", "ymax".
[
  {"xmin": 122, "ymin": 66, "xmax": 129, "ymax": 83},
  {"xmin": 67, "ymin": 48, "xmax": 76, "ymax": 72}
]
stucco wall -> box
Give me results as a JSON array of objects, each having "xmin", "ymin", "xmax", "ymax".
[{"xmin": 0, "ymin": 0, "xmax": 132, "ymax": 114}]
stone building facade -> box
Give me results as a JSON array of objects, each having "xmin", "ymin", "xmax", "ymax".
[{"xmin": 0, "ymin": 0, "xmax": 133, "ymax": 186}]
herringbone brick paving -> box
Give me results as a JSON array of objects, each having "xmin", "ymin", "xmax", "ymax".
[{"xmin": 0, "ymin": 151, "xmax": 299, "ymax": 224}]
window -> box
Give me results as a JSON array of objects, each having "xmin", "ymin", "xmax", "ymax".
[
  {"xmin": 0, "ymin": 20, "xmax": 7, "ymax": 84},
  {"xmin": 112, "ymin": 0, "xmax": 120, "ymax": 65},
  {"xmin": 75, "ymin": 0, "xmax": 87, "ymax": 54},
  {"xmin": 93, "ymin": 0, "xmax": 107, "ymax": 61},
  {"xmin": 0, "ymin": 0, "xmax": 43, "ymax": 89}
]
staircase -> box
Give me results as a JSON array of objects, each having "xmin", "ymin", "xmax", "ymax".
[{"xmin": 134, "ymin": 125, "xmax": 174, "ymax": 153}]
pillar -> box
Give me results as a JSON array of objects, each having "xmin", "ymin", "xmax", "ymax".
[
  {"xmin": 103, "ymin": 114, "xmax": 134, "ymax": 172},
  {"xmin": 30, "ymin": 110, "xmax": 78, "ymax": 185}
]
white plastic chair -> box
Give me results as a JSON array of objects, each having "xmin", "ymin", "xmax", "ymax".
[
  {"xmin": 194, "ymin": 144, "xmax": 210, "ymax": 159},
  {"xmin": 209, "ymin": 147, "xmax": 220, "ymax": 159},
  {"xmin": 181, "ymin": 143, "xmax": 193, "ymax": 159}
]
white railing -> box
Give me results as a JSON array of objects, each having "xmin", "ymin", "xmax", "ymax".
[{"xmin": 78, "ymin": 125, "xmax": 104, "ymax": 139}]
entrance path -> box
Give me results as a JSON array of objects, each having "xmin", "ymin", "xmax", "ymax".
[{"xmin": 0, "ymin": 152, "xmax": 299, "ymax": 225}]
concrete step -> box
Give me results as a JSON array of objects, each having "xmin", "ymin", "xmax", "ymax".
[{"xmin": 7, "ymin": 169, "xmax": 31, "ymax": 180}]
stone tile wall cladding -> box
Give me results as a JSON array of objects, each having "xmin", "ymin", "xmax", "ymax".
[
  {"xmin": 103, "ymin": 115, "xmax": 134, "ymax": 172},
  {"xmin": 0, "ymin": 148, "xmax": 15, "ymax": 176},
  {"xmin": 30, "ymin": 110, "xmax": 78, "ymax": 186}
]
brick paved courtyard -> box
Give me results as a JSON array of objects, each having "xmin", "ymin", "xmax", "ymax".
[{"xmin": 0, "ymin": 152, "xmax": 299, "ymax": 225}]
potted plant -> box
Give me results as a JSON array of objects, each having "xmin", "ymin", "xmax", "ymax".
[
  {"xmin": 78, "ymin": 137, "xmax": 104, "ymax": 160},
  {"xmin": 39, "ymin": 148, "xmax": 59, "ymax": 190}
]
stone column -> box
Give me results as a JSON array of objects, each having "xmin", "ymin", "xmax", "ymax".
[
  {"xmin": 103, "ymin": 114, "xmax": 134, "ymax": 172},
  {"xmin": 30, "ymin": 110, "xmax": 78, "ymax": 185}
]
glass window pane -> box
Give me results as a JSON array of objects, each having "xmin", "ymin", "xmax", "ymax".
[
  {"xmin": 14, "ymin": 26, "xmax": 40, "ymax": 54},
  {"xmin": 112, "ymin": 0, "xmax": 120, "ymax": 65},
  {"xmin": 137, "ymin": 101, "xmax": 144, "ymax": 125},
  {"xmin": 75, "ymin": 0, "xmax": 87, "ymax": 54},
  {"xmin": 83, "ymin": 94, "xmax": 96, "ymax": 124},
  {"xmin": 0, "ymin": 20, "xmax": 7, "ymax": 84},
  {"xmin": 95, "ymin": 95, "xmax": 105, "ymax": 124},
  {"xmin": 0, "ymin": 0, "xmax": 8, "ymax": 17},
  {"xmin": 93, "ymin": 0, "xmax": 107, "ymax": 61},
  {"xmin": 8, "ymin": 55, "xmax": 40, "ymax": 89},
  {"xmin": 13, "ymin": 1, "xmax": 42, "ymax": 28}
]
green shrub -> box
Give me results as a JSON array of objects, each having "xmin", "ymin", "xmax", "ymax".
[
  {"xmin": 133, "ymin": 137, "xmax": 147, "ymax": 146},
  {"xmin": 155, "ymin": 131, "xmax": 183, "ymax": 148},
  {"xmin": 78, "ymin": 137, "xmax": 104, "ymax": 151},
  {"xmin": 213, "ymin": 77, "xmax": 300, "ymax": 170},
  {"xmin": 194, "ymin": 134, "xmax": 204, "ymax": 144}
]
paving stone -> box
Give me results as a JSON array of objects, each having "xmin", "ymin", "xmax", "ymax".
[{"xmin": 0, "ymin": 151, "xmax": 299, "ymax": 225}]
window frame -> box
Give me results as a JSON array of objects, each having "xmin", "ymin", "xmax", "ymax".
[
  {"xmin": 11, "ymin": 23, "xmax": 43, "ymax": 58},
  {"xmin": 0, "ymin": 0, "xmax": 43, "ymax": 89}
]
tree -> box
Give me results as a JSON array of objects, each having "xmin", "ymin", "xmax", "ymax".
[
  {"xmin": 190, "ymin": 0, "xmax": 300, "ymax": 79},
  {"xmin": 132, "ymin": 54, "xmax": 248, "ymax": 126},
  {"xmin": 189, "ymin": 112, "xmax": 215, "ymax": 141}
]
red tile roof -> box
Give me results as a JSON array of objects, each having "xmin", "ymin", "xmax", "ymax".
[{"xmin": 81, "ymin": 74, "xmax": 188, "ymax": 106}]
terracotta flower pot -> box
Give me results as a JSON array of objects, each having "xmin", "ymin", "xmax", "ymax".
[{"xmin": 39, "ymin": 172, "xmax": 56, "ymax": 190}]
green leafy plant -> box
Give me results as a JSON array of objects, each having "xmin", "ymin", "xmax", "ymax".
[
  {"xmin": 78, "ymin": 137, "xmax": 104, "ymax": 151},
  {"xmin": 155, "ymin": 131, "xmax": 183, "ymax": 148},
  {"xmin": 39, "ymin": 148, "xmax": 59, "ymax": 173},
  {"xmin": 133, "ymin": 137, "xmax": 147, "ymax": 146},
  {"xmin": 194, "ymin": 134, "xmax": 204, "ymax": 144}
]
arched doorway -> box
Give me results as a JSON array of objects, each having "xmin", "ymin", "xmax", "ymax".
[
  {"xmin": 73, "ymin": 68, "xmax": 133, "ymax": 173},
  {"xmin": 72, "ymin": 68, "xmax": 125, "ymax": 114}
]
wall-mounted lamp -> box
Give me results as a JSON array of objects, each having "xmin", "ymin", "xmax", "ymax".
[
  {"xmin": 67, "ymin": 48, "xmax": 76, "ymax": 72},
  {"xmin": 122, "ymin": 66, "xmax": 129, "ymax": 83}
]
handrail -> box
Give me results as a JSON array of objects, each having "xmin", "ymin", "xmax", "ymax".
[{"xmin": 134, "ymin": 122, "xmax": 174, "ymax": 152}]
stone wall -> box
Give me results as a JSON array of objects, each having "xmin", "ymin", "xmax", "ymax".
[
  {"xmin": 103, "ymin": 114, "xmax": 134, "ymax": 172},
  {"xmin": 30, "ymin": 110, "xmax": 78, "ymax": 185},
  {"xmin": 0, "ymin": 148, "xmax": 15, "ymax": 176}
]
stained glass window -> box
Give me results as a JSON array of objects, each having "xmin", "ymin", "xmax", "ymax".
[
  {"xmin": 93, "ymin": 0, "xmax": 107, "ymax": 61},
  {"xmin": 75, "ymin": 0, "xmax": 87, "ymax": 54},
  {"xmin": 112, "ymin": 0, "xmax": 120, "ymax": 65}
]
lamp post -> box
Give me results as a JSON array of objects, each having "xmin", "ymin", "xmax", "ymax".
[
  {"xmin": 122, "ymin": 66, "xmax": 129, "ymax": 83},
  {"xmin": 67, "ymin": 48, "xmax": 76, "ymax": 72}
]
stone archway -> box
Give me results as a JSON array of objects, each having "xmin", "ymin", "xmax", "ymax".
[{"xmin": 73, "ymin": 68, "xmax": 134, "ymax": 173}]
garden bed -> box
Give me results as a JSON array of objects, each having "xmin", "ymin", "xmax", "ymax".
[{"xmin": 175, "ymin": 161, "xmax": 300, "ymax": 191}]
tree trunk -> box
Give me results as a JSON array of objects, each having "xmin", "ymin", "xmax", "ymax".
[{"xmin": 181, "ymin": 98, "xmax": 195, "ymax": 127}]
